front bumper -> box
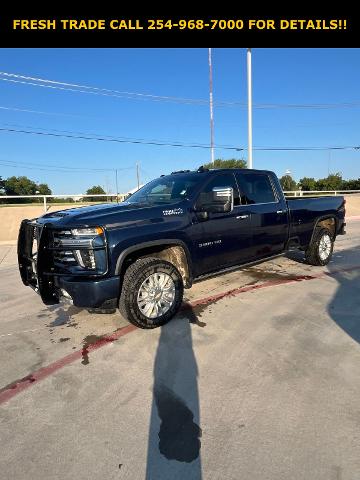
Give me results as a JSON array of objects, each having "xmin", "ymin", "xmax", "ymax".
[
  {"xmin": 18, "ymin": 219, "xmax": 119, "ymax": 308},
  {"xmin": 56, "ymin": 276, "xmax": 120, "ymax": 308}
]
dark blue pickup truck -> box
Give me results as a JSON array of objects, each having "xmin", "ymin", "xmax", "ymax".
[{"xmin": 18, "ymin": 167, "xmax": 346, "ymax": 328}]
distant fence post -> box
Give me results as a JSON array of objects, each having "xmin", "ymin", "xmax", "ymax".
[{"xmin": 44, "ymin": 196, "xmax": 47, "ymax": 213}]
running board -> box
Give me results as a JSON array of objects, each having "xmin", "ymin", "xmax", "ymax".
[{"xmin": 194, "ymin": 252, "xmax": 287, "ymax": 283}]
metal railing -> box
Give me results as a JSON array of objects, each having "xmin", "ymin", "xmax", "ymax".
[
  {"xmin": 0, "ymin": 194, "xmax": 120, "ymax": 213},
  {"xmin": 1, "ymin": 190, "xmax": 360, "ymax": 212},
  {"xmin": 283, "ymin": 190, "xmax": 360, "ymax": 197}
]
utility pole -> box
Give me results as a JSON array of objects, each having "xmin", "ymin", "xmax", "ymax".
[
  {"xmin": 136, "ymin": 163, "xmax": 140, "ymax": 190},
  {"xmin": 208, "ymin": 48, "xmax": 215, "ymax": 165},
  {"xmin": 247, "ymin": 48, "xmax": 253, "ymax": 169},
  {"xmin": 115, "ymin": 169, "xmax": 119, "ymax": 203}
]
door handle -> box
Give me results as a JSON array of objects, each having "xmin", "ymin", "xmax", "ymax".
[
  {"xmin": 276, "ymin": 210, "xmax": 286, "ymax": 214},
  {"xmin": 236, "ymin": 215, "xmax": 249, "ymax": 219}
]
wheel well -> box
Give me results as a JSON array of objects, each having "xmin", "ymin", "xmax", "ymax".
[
  {"xmin": 120, "ymin": 244, "xmax": 192, "ymax": 288},
  {"xmin": 316, "ymin": 217, "xmax": 336, "ymax": 239}
]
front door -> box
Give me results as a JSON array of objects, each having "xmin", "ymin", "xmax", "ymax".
[{"xmin": 191, "ymin": 172, "xmax": 253, "ymax": 275}]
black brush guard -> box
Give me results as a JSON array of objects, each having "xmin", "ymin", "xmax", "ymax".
[{"xmin": 18, "ymin": 220, "xmax": 59, "ymax": 305}]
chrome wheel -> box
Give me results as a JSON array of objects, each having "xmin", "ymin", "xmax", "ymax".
[
  {"xmin": 319, "ymin": 233, "xmax": 332, "ymax": 261},
  {"xmin": 137, "ymin": 272, "xmax": 176, "ymax": 319}
]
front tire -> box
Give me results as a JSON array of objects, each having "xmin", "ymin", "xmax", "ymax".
[
  {"xmin": 305, "ymin": 228, "xmax": 334, "ymax": 266},
  {"xmin": 119, "ymin": 257, "xmax": 183, "ymax": 329}
]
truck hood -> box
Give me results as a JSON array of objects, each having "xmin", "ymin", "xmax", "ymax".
[{"xmin": 36, "ymin": 201, "xmax": 186, "ymax": 228}]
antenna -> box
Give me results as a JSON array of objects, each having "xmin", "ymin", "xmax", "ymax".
[{"xmin": 208, "ymin": 48, "xmax": 215, "ymax": 165}]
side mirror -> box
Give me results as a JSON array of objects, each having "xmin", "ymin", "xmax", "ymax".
[{"xmin": 197, "ymin": 186, "xmax": 234, "ymax": 213}]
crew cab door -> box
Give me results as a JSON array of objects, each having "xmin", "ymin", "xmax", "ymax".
[
  {"xmin": 192, "ymin": 172, "xmax": 253, "ymax": 274},
  {"xmin": 235, "ymin": 172, "xmax": 289, "ymax": 258}
]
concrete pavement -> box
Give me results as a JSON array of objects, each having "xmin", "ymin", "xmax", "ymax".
[{"xmin": 0, "ymin": 222, "xmax": 359, "ymax": 479}]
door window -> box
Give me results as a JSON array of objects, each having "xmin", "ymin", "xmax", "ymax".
[
  {"xmin": 197, "ymin": 173, "xmax": 240, "ymax": 208},
  {"xmin": 236, "ymin": 173, "xmax": 276, "ymax": 204}
]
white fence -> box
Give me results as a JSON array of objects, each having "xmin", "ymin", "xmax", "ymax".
[
  {"xmin": 1, "ymin": 190, "xmax": 360, "ymax": 213},
  {"xmin": 283, "ymin": 190, "xmax": 360, "ymax": 197},
  {"xmin": 0, "ymin": 194, "xmax": 120, "ymax": 213}
]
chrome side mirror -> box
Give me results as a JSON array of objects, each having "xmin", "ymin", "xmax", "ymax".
[{"xmin": 197, "ymin": 186, "xmax": 233, "ymax": 213}]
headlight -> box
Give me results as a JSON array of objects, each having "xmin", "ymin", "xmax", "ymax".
[
  {"xmin": 71, "ymin": 227, "xmax": 104, "ymax": 236},
  {"xmin": 74, "ymin": 249, "xmax": 96, "ymax": 269},
  {"xmin": 53, "ymin": 226, "xmax": 106, "ymax": 272}
]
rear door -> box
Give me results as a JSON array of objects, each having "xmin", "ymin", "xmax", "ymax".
[
  {"xmin": 192, "ymin": 172, "xmax": 253, "ymax": 274},
  {"xmin": 235, "ymin": 172, "xmax": 289, "ymax": 258}
]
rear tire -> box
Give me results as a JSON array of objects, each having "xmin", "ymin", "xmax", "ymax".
[
  {"xmin": 119, "ymin": 257, "xmax": 183, "ymax": 329},
  {"xmin": 305, "ymin": 228, "xmax": 334, "ymax": 266}
]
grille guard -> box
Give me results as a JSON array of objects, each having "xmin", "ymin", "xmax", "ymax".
[{"xmin": 18, "ymin": 220, "xmax": 59, "ymax": 305}]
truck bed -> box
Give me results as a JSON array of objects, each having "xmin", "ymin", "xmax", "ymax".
[{"xmin": 286, "ymin": 195, "xmax": 346, "ymax": 247}]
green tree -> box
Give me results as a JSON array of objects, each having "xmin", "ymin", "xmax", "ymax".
[
  {"xmin": 315, "ymin": 173, "xmax": 343, "ymax": 191},
  {"xmin": 4, "ymin": 176, "xmax": 37, "ymax": 195},
  {"xmin": 86, "ymin": 185, "xmax": 107, "ymax": 202},
  {"xmin": 202, "ymin": 158, "xmax": 247, "ymax": 170},
  {"xmin": 37, "ymin": 183, "xmax": 52, "ymax": 195},
  {"xmin": 3, "ymin": 176, "xmax": 53, "ymax": 203},
  {"xmin": 299, "ymin": 177, "xmax": 317, "ymax": 191},
  {"xmin": 279, "ymin": 174, "xmax": 297, "ymax": 191},
  {"xmin": 341, "ymin": 178, "xmax": 360, "ymax": 190},
  {"xmin": 4, "ymin": 176, "xmax": 38, "ymax": 203},
  {"xmin": 0, "ymin": 176, "xmax": 5, "ymax": 203}
]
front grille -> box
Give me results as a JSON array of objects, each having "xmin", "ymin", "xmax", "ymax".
[
  {"xmin": 51, "ymin": 230, "xmax": 77, "ymax": 270},
  {"xmin": 53, "ymin": 250, "xmax": 78, "ymax": 266}
]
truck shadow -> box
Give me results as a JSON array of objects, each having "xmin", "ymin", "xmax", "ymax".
[
  {"xmin": 145, "ymin": 316, "xmax": 202, "ymax": 480},
  {"xmin": 327, "ymin": 248, "xmax": 360, "ymax": 344},
  {"xmin": 285, "ymin": 244, "xmax": 360, "ymax": 343}
]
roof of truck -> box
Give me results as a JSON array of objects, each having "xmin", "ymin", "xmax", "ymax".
[{"xmin": 168, "ymin": 167, "xmax": 275, "ymax": 176}]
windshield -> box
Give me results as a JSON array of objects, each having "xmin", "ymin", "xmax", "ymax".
[{"xmin": 126, "ymin": 174, "xmax": 201, "ymax": 205}]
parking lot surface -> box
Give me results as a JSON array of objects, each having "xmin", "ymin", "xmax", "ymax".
[{"xmin": 1, "ymin": 222, "xmax": 360, "ymax": 480}]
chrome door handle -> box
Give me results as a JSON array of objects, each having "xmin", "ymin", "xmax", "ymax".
[
  {"xmin": 236, "ymin": 215, "xmax": 249, "ymax": 219},
  {"xmin": 276, "ymin": 210, "xmax": 285, "ymax": 214}
]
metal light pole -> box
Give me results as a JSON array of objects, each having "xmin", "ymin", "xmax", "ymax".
[
  {"xmin": 208, "ymin": 48, "xmax": 215, "ymax": 165},
  {"xmin": 247, "ymin": 48, "xmax": 253, "ymax": 169},
  {"xmin": 136, "ymin": 163, "xmax": 140, "ymax": 190}
]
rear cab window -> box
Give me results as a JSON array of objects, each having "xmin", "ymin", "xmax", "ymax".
[{"xmin": 235, "ymin": 173, "xmax": 278, "ymax": 205}]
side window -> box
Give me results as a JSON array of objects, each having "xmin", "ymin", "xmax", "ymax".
[
  {"xmin": 236, "ymin": 173, "xmax": 277, "ymax": 204},
  {"xmin": 197, "ymin": 173, "xmax": 240, "ymax": 207}
]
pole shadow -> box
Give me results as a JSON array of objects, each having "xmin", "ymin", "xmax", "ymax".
[{"xmin": 145, "ymin": 312, "xmax": 202, "ymax": 480}]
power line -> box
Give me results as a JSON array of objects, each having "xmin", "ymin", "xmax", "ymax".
[
  {"xmin": 0, "ymin": 105, "xmax": 89, "ymax": 118},
  {"xmin": 0, "ymin": 77, "xmax": 207, "ymax": 106},
  {"xmin": 0, "ymin": 161, "xmax": 106, "ymax": 173},
  {"xmin": 2, "ymin": 71, "xmax": 360, "ymax": 110},
  {"xmin": 0, "ymin": 71, "xmax": 208, "ymax": 105},
  {"xmin": 254, "ymin": 145, "xmax": 360, "ymax": 151},
  {"xmin": 0, "ymin": 126, "xmax": 245, "ymax": 151},
  {"xmin": 0, "ymin": 158, "xmax": 134, "ymax": 173},
  {"xmin": 0, "ymin": 125, "xmax": 359, "ymax": 152},
  {"xmin": 2, "ymin": 122, "xmax": 236, "ymax": 148}
]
